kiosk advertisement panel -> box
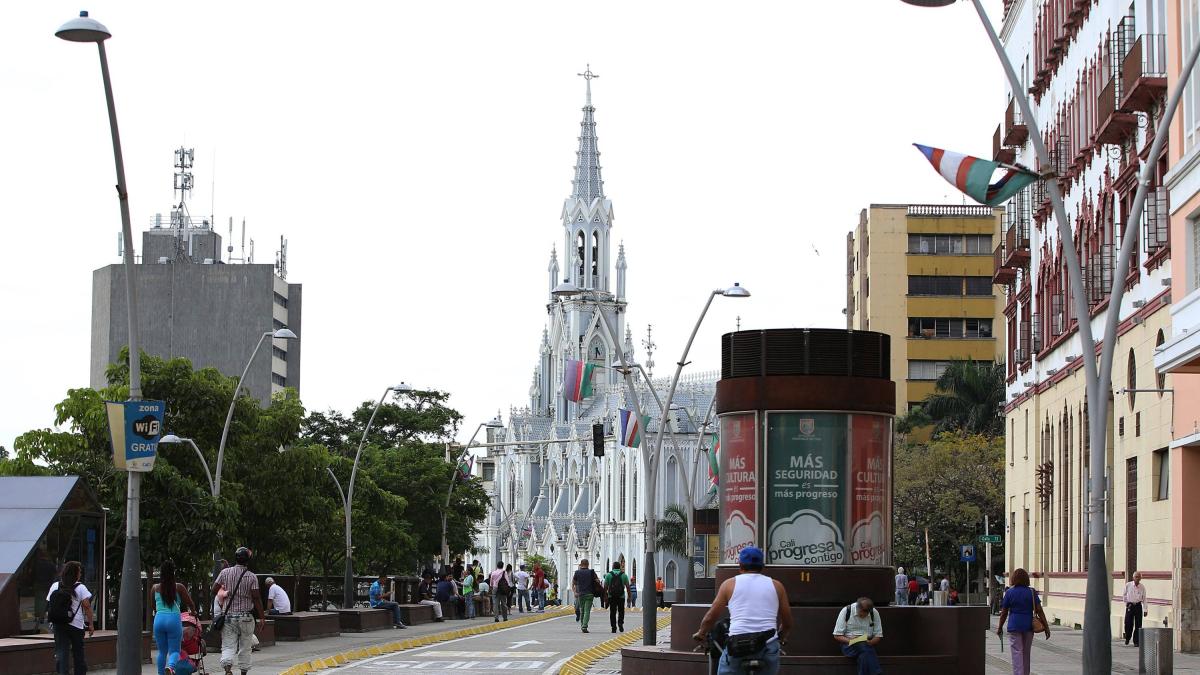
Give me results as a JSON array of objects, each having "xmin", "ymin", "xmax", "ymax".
[{"xmin": 719, "ymin": 412, "xmax": 758, "ymax": 564}]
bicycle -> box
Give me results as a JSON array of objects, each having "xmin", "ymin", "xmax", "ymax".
[{"xmin": 693, "ymin": 623, "xmax": 772, "ymax": 675}]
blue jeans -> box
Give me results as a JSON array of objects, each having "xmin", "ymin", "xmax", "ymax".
[
  {"xmin": 842, "ymin": 642, "xmax": 882, "ymax": 675},
  {"xmin": 517, "ymin": 589, "xmax": 531, "ymax": 611},
  {"xmin": 52, "ymin": 624, "xmax": 86, "ymax": 675},
  {"xmin": 718, "ymin": 638, "xmax": 780, "ymax": 675},
  {"xmin": 374, "ymin": 600, "xmax": 404, "ymax": 626},
  {"xmin": 895, "ymin": 589, "xmax": 906, "ymax": 606},
  {"xmin": 153, "ymin": 612, "xmax": 182, "ymax": 675},
  {"xmin": 465, "ymin": 593, "xmax": 475, "ymax": 618}
]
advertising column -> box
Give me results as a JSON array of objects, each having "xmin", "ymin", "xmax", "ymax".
[
  {"xmin": 848, "ymin": 414, "xmax": 890, "ymax": 566},
  {"xmin": 766, "ymin": 413, "xmax": 846, "ymax": 565},
  {"xmin": 718, "ymin": 413, "xmax": 758, "ymax": 564}
]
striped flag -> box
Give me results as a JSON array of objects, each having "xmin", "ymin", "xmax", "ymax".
[
  {"xmin": 563, "ymin": 359, "xmax": 595, "ymax": 402},
  {"xmin": 913, "ymin": 143, "xmax": 1038, "ymax": 207},
  {"xmin": 457, "ymin": 454, "xmax": 474, "ymax": 481},
  {"xmin": 706, "ymin": 433, "xmax": 720, "ymax": 494},
  {"xmin": 619, "ymin": 408, "xmax": 649, "ymax": 448}
]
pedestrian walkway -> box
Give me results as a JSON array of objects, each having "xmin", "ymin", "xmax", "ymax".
[
  {"xmin": 585, "ymin": 620, "xmax": 670, "ymax": 674},
  {"xmin": 984, "ymin": 615, "xmax": 1200, "ymax": 674}
]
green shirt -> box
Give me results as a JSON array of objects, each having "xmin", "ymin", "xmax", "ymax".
[{"xmin": 603, "ymin": 571, "xmax": 630, "ymax": 597}]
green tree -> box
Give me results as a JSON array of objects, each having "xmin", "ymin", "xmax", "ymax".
[
  {"xmin": 524, "ymin": 552, "xmax": 558, "ymax": 587},
  {"xmin": 892, "ymin": 432, "xmax": 1004, "ymax": 584},
  {"xmin": 918, "ymin": 359, "xmax": 1006, "ymax": 436},
  {"xmin": 656, "ymin": 503, "xmax": 690, "ymax": 558}
]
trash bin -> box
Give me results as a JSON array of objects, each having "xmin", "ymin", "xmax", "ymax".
[
  {"xmin": 932, "ymin": 590, "xmax": 947, "ymax": 606},
  {"xmin": 1139, "ymin": 627, "xmax": 1173, "ymax": 674}
]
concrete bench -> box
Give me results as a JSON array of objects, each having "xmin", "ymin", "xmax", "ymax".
[
  {"xmin": 0, "ymin": 630, "xmax": 152, "ymax": 675},
  {"xmin": 397, "ymin": 603, "xmax": 435, "ymax": 625},
  {"xmin": 621, "ymin": 646, "xmax": 957, "ymax": 674},
  {"xmin": 270, "ymin": 611, "xmax": 341, "ymax": 641},
  {"xmin": 440, "ymin": 599, "xmax": 468, "ymax": 620},
  {"xmin": 202, "ymin": 618, "xmax": 275, "ymax": 650},
  {"xmin": 338, "ymin": 608, "xmax": 392, "ymax": 632}
]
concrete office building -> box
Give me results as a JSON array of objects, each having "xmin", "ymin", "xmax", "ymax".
[
  {"xmin": 846, "ymin": 204, "xmax": 1007, "ymax": 416},
  {"xmin": 91, "ymin": 149, "xmax": 301, "ymax": 404}
]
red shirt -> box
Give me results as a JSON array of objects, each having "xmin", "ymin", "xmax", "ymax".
[
  {"xmin": 908, "ymin": 579, "xmax": 919, "ymax": 593},
  {"xmin": 533, "ymin": 568, "xmax": 545, "ymax": 589}
]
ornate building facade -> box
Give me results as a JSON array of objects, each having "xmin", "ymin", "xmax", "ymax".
[{"xmin": 473, "ymin": 72, "xmax": 718, "ymax": 601}]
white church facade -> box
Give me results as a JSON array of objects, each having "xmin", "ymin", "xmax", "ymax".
[{"xmin": 473, "ymin": 71, "xmax": 718, "ymax": 602}]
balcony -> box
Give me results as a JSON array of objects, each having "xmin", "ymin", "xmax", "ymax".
[
  {"xmin": 1003, "ymin": 221, "xmax": 1031, "ymax": 269},
  {"xmin": 1003, "ymin": 98, "xmax": 1028, "ymax": 147},
  {"xmin": 1121, "ymin": 34, "xmax": 1167, "ymax": 113},
  {"xmin": 994, "ymin": 124, "xmax": 1015, "ymax": 164},
  {"xmin": 1144, "ymin": 185, "xmax": 1169, "ymax": 255},
  {"xmin": 1095, "ymin": 75, "xmax": 1137, "ymax": 145},
  {"xmin": 1086, "ymin": 243, "xmax": 1114, "ymax": 307},
  {"xmin": 994, "ymin": 243, "xmax": 1017, "ymax": 285}
]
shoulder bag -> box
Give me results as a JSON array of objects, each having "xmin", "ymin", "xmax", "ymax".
[
  {"xmin": 209, "ymin": 569, "xmax": 249, "ymax": 636},
  {"xmin": 1029, "ymin": 587, "xmax": 1046, "ymax": 633}
]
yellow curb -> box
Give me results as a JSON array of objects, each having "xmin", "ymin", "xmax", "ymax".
[
  {"xmin": 557, "ymin": 614, "xmax": 672, "ymax": 674},
  {"xmin": 278, "ymin": 607, "xmax": 575, "ymax": 672}
]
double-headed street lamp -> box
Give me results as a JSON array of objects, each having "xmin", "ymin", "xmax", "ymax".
[
  {"xmin": 442, "ymin": 416, "xmax": 504, "ymax": 565},
  {"xmin": 56, "ymin": 13, "xmax": 144, "ymax": 674},
  {"xmin": 158, "ymin": 435, "xmax": 215, "ymax": 496},
  {"xmin": 329, "ymin": 382, "xmax": 413, "ymax": 608},
  {"xmin": 900, "ymin": 1, "xmax": 1200, "ymax": 671},
  {"xmin": 552, "ymin": 279, "xmax": 748, "ymax": 645}
]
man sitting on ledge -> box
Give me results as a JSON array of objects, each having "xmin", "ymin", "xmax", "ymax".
[
  {"xmin": 833, "ymin": 597, "xmax": 883, "ymax": 675},
  {"xmin": 692, "ymin": 546, "xmax": 791, "ymax": 675}
]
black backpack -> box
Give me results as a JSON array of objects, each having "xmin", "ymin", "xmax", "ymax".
[
  {"xmin": 47, "ymin": 582, "xmax": 80, "ymax": 625},
  {"xmin": 496, "ymin": 573, "xmax": 511, "ymax": 593},
  {"xmin": 607, "ymin": 572, "xmax": 626, "ymax": 600}
]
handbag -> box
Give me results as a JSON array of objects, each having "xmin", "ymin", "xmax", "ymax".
[
  {"xmin": 1029, "ymin": 587, "xmax": 1046, "ymax": 633},
  {"xmin": 209, "ymin": 569, "xmax": 249, "ymax": 636}
]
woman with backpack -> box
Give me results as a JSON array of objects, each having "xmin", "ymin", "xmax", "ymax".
[
  {"xmin": 150, "ymin": 559, "xmax": 196, "ymax": 675},
  {"xmin": 46, "ymin": 560, "xmax": 94, "ymax": 675},
  {"xmin": 996, "ymin": 568, "xmax": 1051, "ymax": 675}
]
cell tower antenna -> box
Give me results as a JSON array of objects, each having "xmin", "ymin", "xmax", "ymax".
[
  {"xmin": 227, "ymin": 217, "xmax": 234, "ymax": 263},
  {"xmin": 642, "ymin": 324, "xmax": 656, "ymax": 380},
  {"xmin": 241, "ymin": 218, "xmax": 246, "ymax": 262},
  {"xmin": 275, "ymin": 235, "xmax": 288, "ymax": 279},
  {"xmin": 173, "ymin": 146, "xmax": 194, "ymax": 210}
]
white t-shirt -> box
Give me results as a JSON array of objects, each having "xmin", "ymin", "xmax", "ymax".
[
  {"xmin": 47, "ymin": 582, "xmax": 92, "ymax": 630},
  {"xmin": 267, "ymin": 584, "xmax": 291, "ymax": 613},
  {"xmin": 516, "ymin": 570, "xmax": 530, "ymax": 590}
]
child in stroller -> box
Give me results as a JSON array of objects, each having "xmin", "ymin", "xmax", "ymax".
[{"xmin": 176, "ymin": 612, "xmax": 206, "ymax": 675}]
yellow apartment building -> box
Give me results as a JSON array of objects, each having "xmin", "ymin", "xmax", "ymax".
[{"xmin": 846, "ymin": 204, "xmax": 1007, "ymax": 416}]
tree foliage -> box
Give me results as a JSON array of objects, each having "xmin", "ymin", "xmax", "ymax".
[
  {"xmin": 656, "ymin": 503, "xmax": 690, "ymax": 558},
  {"xmin": 892, "ymin": 432, "xmax": 1004, "ymax": 583},
  {"xmin": 915, "ymin": 359, "xmax": 1006, "ymax": 436}
]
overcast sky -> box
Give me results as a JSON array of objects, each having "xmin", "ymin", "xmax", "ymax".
[{"xmin": 0, "ymin": 1, "xmax": 1004, "ymax": 450}]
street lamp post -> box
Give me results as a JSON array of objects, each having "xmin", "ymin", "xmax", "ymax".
[
  {"xmin": 442, "ymin": 416, "xmax": 504, "ymax": 566},
  {"xmin": 900, "ymin": 1, "xmax": 1200, "ymax": 670},
  {"xmin": 215, "ymin": 328, "xmax": 298, "ymax": 499},
  {"xmin": 553, "ymin": 280, "xmax": 748, "ymax": 645},
  {"xmin": 56, "ymin": 13, "xmax": 144, "ymax": 673},
  {"xmin": 338, "ymin": 383, "xmax": 412, "ymax": 608},
  {"xmin": 159, "ymin": 435, "xmax": 215, "ymax": 496}
]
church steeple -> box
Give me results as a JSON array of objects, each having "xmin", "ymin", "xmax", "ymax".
[{"xmin": 571, "ymin": 65, "xmax": 605, "ymax": 203}]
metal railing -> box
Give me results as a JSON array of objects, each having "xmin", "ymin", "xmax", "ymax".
[
  {"xmin": 1122, "ymin": 33, "xmax": 1168, "ymax": 97},
  {"xmin": 906, "ymin": 204, "xmax": 995, "ymax": 218}
]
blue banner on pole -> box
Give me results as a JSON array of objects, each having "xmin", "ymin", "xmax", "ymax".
[
  {"xmin": 105, "ymin": 400, "xmax": 165, "ymax": 472},
  {"xmin": 960, "ymin": 544, "xmax": 977, "ymax": 563}
]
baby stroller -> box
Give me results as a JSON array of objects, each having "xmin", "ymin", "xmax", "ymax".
[{"xmin": 177, "ymin": 612, "xmax": 207, "ymax": 675}]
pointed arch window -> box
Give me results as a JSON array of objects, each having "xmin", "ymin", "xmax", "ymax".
[
  {"xmin": 576, "ymin": 231, "xmax": 586, "ymax": 280},
  {"xmin": 591, "ymin": 231, "xmax": 600, "ymax": 282},
  {"xmin": 632, "ymin": 461, "xmax": 638, "ymax": 520},
  {"xmin": 619, "ymin": 461, "xmax": 628, "ymax": 520}
]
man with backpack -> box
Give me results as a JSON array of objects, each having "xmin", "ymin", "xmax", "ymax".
[
  {"xmin": 833, "ymin": 597, "xmax": 884, "ymax": 675},
  {"xmin": 489, "ymin": 562, "xmax": 510, "ymax": 622},
  {"xmin": 602, "ymin": 562, "xmax": 630, "ymax": 633},
  {"xmin": 47, "ymin": 560, "xmax": 94, "ymax": 675},
  {"xmin": 571, "ymin": 559, "xmax": 602, "ymax": 633}
]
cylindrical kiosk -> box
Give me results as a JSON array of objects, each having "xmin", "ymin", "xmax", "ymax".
[{"xmin": 715, "ymin": 328, "xmax": 895, "ymax": 606}]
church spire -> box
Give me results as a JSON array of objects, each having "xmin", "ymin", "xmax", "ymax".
[{"xmin": 571, "ymin": 65, "xmax": 604, "ymax": 203}]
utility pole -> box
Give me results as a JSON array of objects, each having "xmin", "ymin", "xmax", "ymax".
[{"xmin": 984, "ymin": 515, "xmax": 992, "ymax": 613}]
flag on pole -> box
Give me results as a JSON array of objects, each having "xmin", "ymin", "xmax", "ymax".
[
  {"xmin": 706, "ymin": 433, "xmax": 720, "ymax": 494},
  {"xmin": 521, "ymin": 522, "xmax": 534, "ymax": 538},
  {"xmin": 913, "ymin": 143, "xmax": 1039, "ymax": 206},
  {"xmin": 563, "ymin": 359, "xmax": 595, "ymax": 402},
  {"xmin": 457, "ymin": 454, "xmax": 474, "ymax": 481},
  {"xmin": 619, "ymin": 408, "xmax": 649, "ymax": 448}
]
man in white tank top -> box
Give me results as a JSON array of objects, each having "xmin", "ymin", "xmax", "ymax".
[{"xmin": 692, "ymin": 547, "xmax": 792, "ymax": 675}]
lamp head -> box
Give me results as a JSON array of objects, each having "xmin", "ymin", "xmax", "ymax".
[
  {"xmin": 722, "ymin": 283, "xmax": 751, "ymax": 298},
  {"xmin": 56, "ymin": 11, "xmax": 111, "ymax": 43},
  {"xmin": 898, "ymin": 0, "xmax": 957, "ymax": 5},
  {"xmin": 485, "ymin": 414, "xmax": 504, "ymax": 429},
  {"xmin": 551, "ymin": 280, "xmax": 581, "ymax": 297},
  {"xmin": 391, "ymin": 382, "xmax": 413, "ymax": 392},
  {"xmin": 159, "ymin": 434, "xmax": 183, "ymax": 444},
  {"xmin": 272, "ymin": 327, "xmax": 298, "ymax": 340}
]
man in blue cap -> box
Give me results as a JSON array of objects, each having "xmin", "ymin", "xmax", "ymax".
[{"xmin": 692, "ymin": 546, "xmax": 791, "ymax": 675}]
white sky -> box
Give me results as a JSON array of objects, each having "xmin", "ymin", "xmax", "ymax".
[{"xmin": 0, "ymin": 1, "xmax": 1004, "ymax": 450}]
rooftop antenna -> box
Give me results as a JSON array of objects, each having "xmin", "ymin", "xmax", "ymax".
[
  {"xmin": 171, "ymin": 147, "xmax": 196, "ymax": 262},
  {"xmin": 275, "ymin": 235, "xmax": 287, "ymax": 279},
  {"xmin": 248, "ymin": 237, "xmax": 255, "ymax": 264},
  {"xmin": 227, "ymin": 217, "xmax": 234, "ymax": 263},
  {"xmin": 642, "ymin": 324, "xmax": 656, "ymax": 380},
  {"xmin": 736, "ymin": 315, "xmax": 742, "ymax": 331}
]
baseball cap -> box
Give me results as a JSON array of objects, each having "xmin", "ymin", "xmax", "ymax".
[{"xmin": 738, "ymin": 546, "xmax": 765, "ymax": 566}]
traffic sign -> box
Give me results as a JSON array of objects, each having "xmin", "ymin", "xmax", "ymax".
[
  {"xmin": 978, "ymin": 534, "xmax": 1002, "ymax": 544},
  {"xmin": 960, "ymin": 544, "xmax": 977, "ymax": 562}
]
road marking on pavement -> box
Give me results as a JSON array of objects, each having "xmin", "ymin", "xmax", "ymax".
[
  {"xmin": 362, "ymin": 659, "xmax": 548, "ymax": 670},
  {"xmin": 508, "ymin": 639, "xmax": 542, "ymax": 649},
  {"xmin": 418, "ymin": 650, "xmax": 557, "ymax": 657}
]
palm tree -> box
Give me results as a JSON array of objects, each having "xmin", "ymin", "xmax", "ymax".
[
  {"xmin": 656, "ymin": 503, "xmax": 689, "ymax": 558},
  {"xmin": 919, "ymin": 359, "xmax": 1006, "ymax": 436}
]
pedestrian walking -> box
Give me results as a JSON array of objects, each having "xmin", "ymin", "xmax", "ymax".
[
  {"xmin": 531, "ymin": 563, "xmax": 546, "ymax": 612},
  {"xmin": 571, "ymin": 559, "xmax": 601, "ymax": 633},
  {"xmin": 211, "ymin": 547, "xmax": 266, "ymax": 675},
  {"xmin": 1123, "ymin": 571, "xmax": 1147, "ymax": 646},
  {"xmin": 150, "ymin": 559, "xmax": 195, "ymax": 675},
  {"xmin": 516, "ymin": 564, "xmax": 531, "ymax": 612},
  {"xmin": 894, "ymin": 566, "xmax": 908, "ymax": 606},
  {"xmin": 489, "ymin": 562, "xmax": 510, "ymax": 622},
  {"xmin": 46, "ymin": 560, "xmax": 94, "ymax": 675},
  {"xmin": 996, "ymin": 568, "xmax": 1050, "ymax": 675},
  {"xmin": 628, "ymin": 576, "xmax": 637, "ymax": 608},
  {"xmin": 603, "ymin": 562, "xmax": 630, "ymax": 633},
  {"xmin": 504, "ymin": 564, "xmax": 517, "ymax": 609},
  {"xmin": 656, "ymin": 576, "xmax": 666, "ymax": 608}
]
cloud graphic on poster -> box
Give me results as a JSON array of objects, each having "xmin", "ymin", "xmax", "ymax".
[
  {"xmin": 723, "ymin": 512, "xmax": 756, "ymax": 563},
  {"xmin": 848, "ymin": 512, "xmax": 885, "ymax": 565},
  {"xmin": 767, "ymin": 510, "xmax": 844, "ymax": 565}
]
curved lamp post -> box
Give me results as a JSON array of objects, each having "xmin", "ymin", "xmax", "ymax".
[
  {"xmin": 159, "ymin": 435, "xmax": 216, "ymax": 496},
  {"xmin": 899, "ymin": 1, "xmax": 1200, "ymax": 670},
  {"xmin": 214, "ymin": 328, "xmax": 298, "ymax": 499},
  {"xmin": 441, "ymin": 415, "xmax": 504, "ymax": 565},
  {"xmin": 553, "ymin": 280, "xmax": 748, "ymax": 644},
  {"xmin": 56, "ymin": 13, "xmax": 145, "ymax": 672},
  {"xmin": 333, "ymin": 382, "xmax": 413, "ymax": 608}
]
